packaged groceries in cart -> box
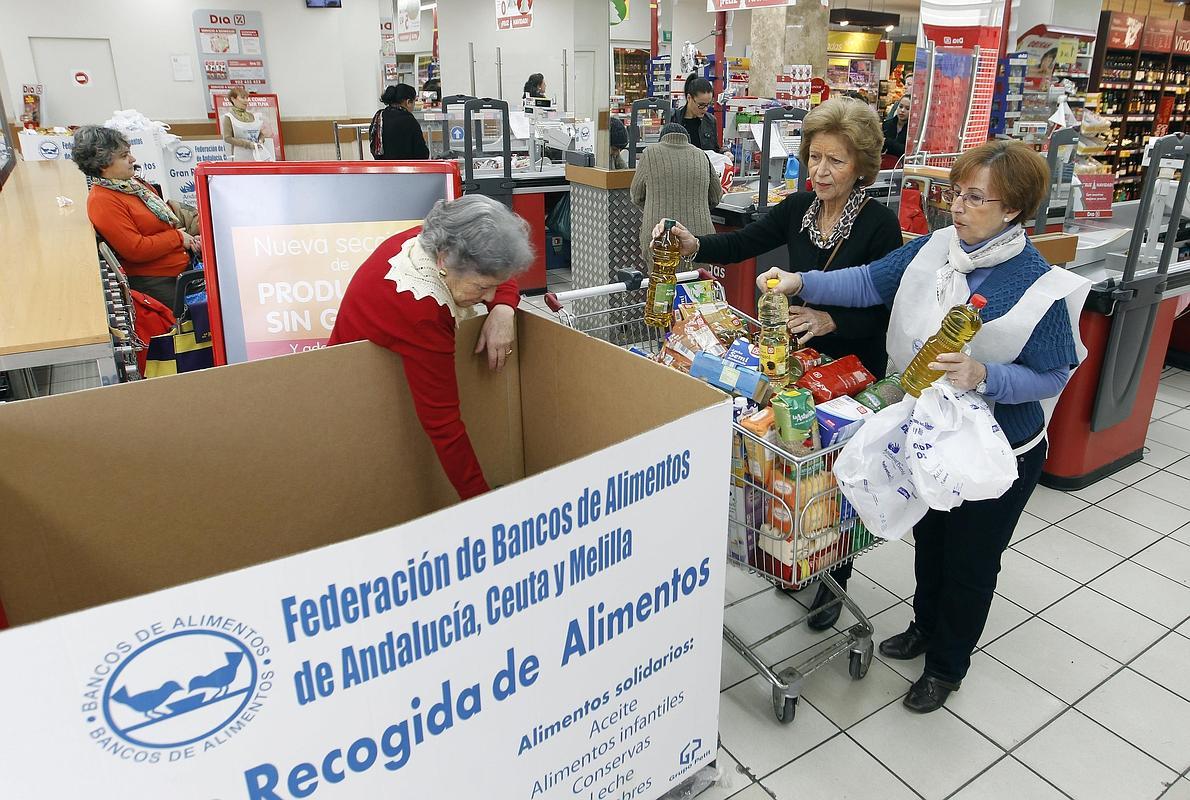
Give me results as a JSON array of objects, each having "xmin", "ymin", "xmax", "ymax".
[{"xmin": 547, "ymin": 268, "xmax": 885, "ymax": 724}]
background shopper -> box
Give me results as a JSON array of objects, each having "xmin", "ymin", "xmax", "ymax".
[
  {"xmin": 220, "ymin": 87, "xmax": 271, "ymax": 162},
  {"xmin": 609, "ymin": 117, "xmax": 629, "ymax": 169},
  {"xmin": 758, "ymin": 140, "xmax": 1087, "ymax": 713},
  {"xmin": 74, "ymin": 125, "xmax": 198, "ymax": 308},
  {"xmin": 672, "ymin": 75, "xmax": 720, "ymax": 152},
  {"xmin": 523, "ymin": 73, "xmax": 547, "ymax": 99},
  {"xmin": 630, "ymin": 123, "xmax": 722, "ymax": 273},
  {"xmin": 373, "ymin": 84, "xmax": 429, "ymax": 160},
  {"xmin": 882, "ymin": 93, "xmax": 910, "ymax": 159},
  {"xmin": 651, "ymin": 97, "xmax": 902, "ymax": 627},
  {"xmin": 328, "ymin": 195, "xmax": 531, "ymax": 501}
]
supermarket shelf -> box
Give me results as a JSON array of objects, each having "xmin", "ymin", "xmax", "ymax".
[{"xmin": 1115, "ymin": 175, "xmax": 1143, "ymax": 184}]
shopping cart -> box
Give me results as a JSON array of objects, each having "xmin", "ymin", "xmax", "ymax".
[{"xmin": 547, "ymin": 270, "xmax": 882, "ymax": 724}]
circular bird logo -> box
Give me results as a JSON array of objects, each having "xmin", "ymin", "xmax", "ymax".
[{"xmin": 102, "ymin": 630, "xmax": 257, "ymax": 749}]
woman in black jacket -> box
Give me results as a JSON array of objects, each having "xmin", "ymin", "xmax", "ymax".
[
  {"xmin": 375, "ymin": 84, "xmax": 429, "ymax": 160},
  {"xmin": 652, "ymin": 98, "xmax": 903, "ymax": 627},
  {"xmin": 671, "ymin": 75, "xmax": 720, "ymax": 152}
]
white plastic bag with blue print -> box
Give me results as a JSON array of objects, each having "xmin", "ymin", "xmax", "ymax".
[
  {"xmin": 833, "ymin": 395, "xmax": 927, "ymax": 541},
  {"xmin": 907, "ymin": 382, "xmax": 1017, "ymax": 511}
]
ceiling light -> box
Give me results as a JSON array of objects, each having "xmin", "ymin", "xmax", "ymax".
[
  {"xmin": 885, "ymin": 24, "xmax": 895, "ymax": 31},
  {"xmin": 839, "ymin": 20, "xmax": 850, "ymax": 26}
]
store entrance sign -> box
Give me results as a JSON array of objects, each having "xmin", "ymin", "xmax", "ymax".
[{"xmin": 495, "ymin": 0, "xmax": 533, "ymax": 30}]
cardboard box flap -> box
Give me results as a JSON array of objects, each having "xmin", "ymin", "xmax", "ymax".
[
  {"xmin": 0, "ymin": 310, "xmax": 722, "ymax": 628},
  {"xmin": 517, "ymin": 311, "xmax": 725, "ymax": 475},
  {"xmin": 0, "ymin": 328, "xmax": 521, "ymax": 626}
]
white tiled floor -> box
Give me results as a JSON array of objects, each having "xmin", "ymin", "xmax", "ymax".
[{"xmin": 693, "ymin": 367, "xmax": 1190, "ymax": 799}]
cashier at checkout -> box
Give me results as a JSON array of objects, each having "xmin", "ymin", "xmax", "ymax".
[
  {"xmin": 671, "ymin": 75, "xmax": 720, "ymax": 152},
  {"xmin": 328, "ymin": 196, "xmax": 533, "ymax": 500}
]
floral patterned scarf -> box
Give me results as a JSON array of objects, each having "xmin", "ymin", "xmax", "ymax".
[
  {"xmin": 800, "ymin": 187, "xmax": 867, "ymax": 251},
  {"xmin": 93, "ymin": 176, "xmax": 179, "ymax": 227}
]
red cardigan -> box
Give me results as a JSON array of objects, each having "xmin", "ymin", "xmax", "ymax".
[
  {"xmin": 87, "ymin": 181, "xmax": 190, "ymax": 278},
  {"xmin": 328, "ymin": 228, "xmax": 520, "ymax": 500}
]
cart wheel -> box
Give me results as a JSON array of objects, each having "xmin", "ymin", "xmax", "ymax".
[
  {"xmin": 849, "ymin": 644, "xmax": 873, "ymax": 681},
  {"xmin": 773, "ymin": 692, "xmax": 798, "ymax": 724}
]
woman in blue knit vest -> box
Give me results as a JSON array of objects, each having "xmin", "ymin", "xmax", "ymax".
[{"xmin": 760, "ymin": 140, "xmax": 1091, "ymax": 713}]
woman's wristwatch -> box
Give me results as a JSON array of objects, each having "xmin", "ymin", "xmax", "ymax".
[{"xmin": 976, "ymin": 363, "xmax": 989, "ymax": 394}]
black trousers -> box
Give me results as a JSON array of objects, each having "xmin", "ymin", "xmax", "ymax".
[
  {"xmin": 912, "ymin": 439, "xmax": 1047, "ymax": 684},
  {"xmin": 129, "ymin": 275, "xmax": 177, "ymax": 310}
]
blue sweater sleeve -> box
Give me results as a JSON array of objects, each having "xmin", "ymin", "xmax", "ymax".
[
  {"xmin": 984, "ymin": 363, "xmax": 1070, "ymax": 404},
  {"xmin": 800, "ymin": 266, "xmax": 882, "ymax": 307},
  {"xmin": 799, "ymin": 235, "xmax": 932, "ymax": 308}
]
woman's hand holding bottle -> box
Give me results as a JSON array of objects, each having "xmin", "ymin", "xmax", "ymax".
[
  {"xmin": 756, "ymin": 267, "xmax": 803, "ymax": 296},
  {"xmin": 650, "ymin": 220, "xmax": 699, "ymax": 258}
]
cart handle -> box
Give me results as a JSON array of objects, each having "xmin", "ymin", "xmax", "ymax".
[{"xmin": 544, "ymin": 269, "xmax": 709, "ymax": 312}]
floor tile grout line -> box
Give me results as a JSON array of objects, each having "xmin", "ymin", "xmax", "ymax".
[
  {"xmin": 1059, "ymin": 703, "xmax": 1187, "ymax": 778},
  {"xmin": 834, "ymin": 729, "xmax": 930, "ymax": 800},
  {"xmin": 1079, "ymin": 581, "xmax": 1190, "ymax": 636},
  {"xmin": 748, "ymin": 729, "xmax": 847, "ymax": 789},
  {"xmin": 991, "ymin": 623, "xmax": 1190, "ymax": 774},
  {"xmin": 940, "ymin": 752, "xmax": 1077, "ymax": 800},
  {"xmin": 982, "ymin": 547, "xmax": 1168, "ymax": 666}
]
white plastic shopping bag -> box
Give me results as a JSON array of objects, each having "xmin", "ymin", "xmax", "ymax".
[
  {"xmin": 907, "ymin": 382, "xmax": 1017, "ymax": 510},
  {"xmin": 833, "ymin": 396, "xmax": 927, "ymax": 541}
]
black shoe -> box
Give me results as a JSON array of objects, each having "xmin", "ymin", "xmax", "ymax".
[
  {"xmin": 807, "ymin": 582, "xmax": 843, "ymax": 631},
  {"xmin": 879, "ymin": 624, "xmax": 930, "ymax": 660},
  {"xmin": 903, "ymin": 674, "xmax": 960, "ymax": 713}
]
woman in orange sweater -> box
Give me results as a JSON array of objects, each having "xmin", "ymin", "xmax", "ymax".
[{"xmin": 74, "ymin": 125, "xmax": 199, "ymax": 307}]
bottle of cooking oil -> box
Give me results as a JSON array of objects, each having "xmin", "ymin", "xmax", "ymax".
[
  {"xmin": 645, "ymin": 219, "xmax": 681, "ymax": 328},
  {"xmin": 757, "ymin": 277, "xmax": 790, "ymax": 390},
  {"xmin": 901, "ymin": 294, "xmax": 988, "ymax": 397}
]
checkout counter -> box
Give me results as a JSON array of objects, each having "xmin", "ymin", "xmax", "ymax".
[
  {"xmin": 431, "ymin": 96, "xmax": 587, "ymax": 294},
  {"xmin": 0, "ymin": 160, "xmax": 125, "ymax": 398},
  {"xmin": 1042, "ymin": 133, "xmax": 1190, "ymax": 488}
]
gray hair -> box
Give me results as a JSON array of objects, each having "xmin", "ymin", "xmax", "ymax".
[
  {"xmin": 660, "ymin": 123, "xmax": 690, "ymax": 139},
  {"xmin": 72, "ymin": 125, "xmax": 130, "ymax": 178},
  {"xmin": 418, "ymin": 195, "xmax": 534, "ymax": 279}
]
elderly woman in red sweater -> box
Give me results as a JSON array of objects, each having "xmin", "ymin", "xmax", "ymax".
[
  {"xmin": 330, "ymin": 195, "xmax": 531, "ymax": 500},
  {"xmin": 74, "ymin": 125, "xmax": 199, "ymax": 307}
]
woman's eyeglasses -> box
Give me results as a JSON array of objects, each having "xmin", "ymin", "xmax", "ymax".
[
  {"xmin": 692, "ymin": 100, "xmax": 713, "ymax": 109},
  {"xmin": 941, "ymin": 189, "xmax": 1002, "ymax": 207}
]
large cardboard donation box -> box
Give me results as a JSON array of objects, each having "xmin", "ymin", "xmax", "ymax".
[{"xmin": 0, "ymin": 311, "xmax": 731, "ymax": 800}]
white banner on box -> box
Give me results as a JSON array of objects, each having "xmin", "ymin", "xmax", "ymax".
[
  {"xmin": 496, "ymin": 0, "xmax": 533, "ymax": 30},
  {"xmin": 18, "ymin": 130, "xmax": 74, "ymax": 161},
  {"xmin": 0, "ymin": 406, "xmax": 730, "ymax": 800},
  {"xmin": 193, "ymin": 9, "xmax": 271, "ymax": 111},
  {"xmin": 164, "ymin": 139, "xmax": 228, "ymax": 205}
]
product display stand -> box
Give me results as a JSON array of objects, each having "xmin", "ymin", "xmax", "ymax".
[{"xmin": 1090, "ymin": 11, "xmax": 1183, "ymax": 201}]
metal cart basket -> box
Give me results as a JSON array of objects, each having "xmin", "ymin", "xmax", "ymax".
[{"xmin": 546, "ymin": 270, "xmax": 883, "ymax": 723}]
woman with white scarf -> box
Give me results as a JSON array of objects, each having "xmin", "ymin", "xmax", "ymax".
[{"xmin": 760, "ymin": 140, "xmax": 1090, "ymax": 714}]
